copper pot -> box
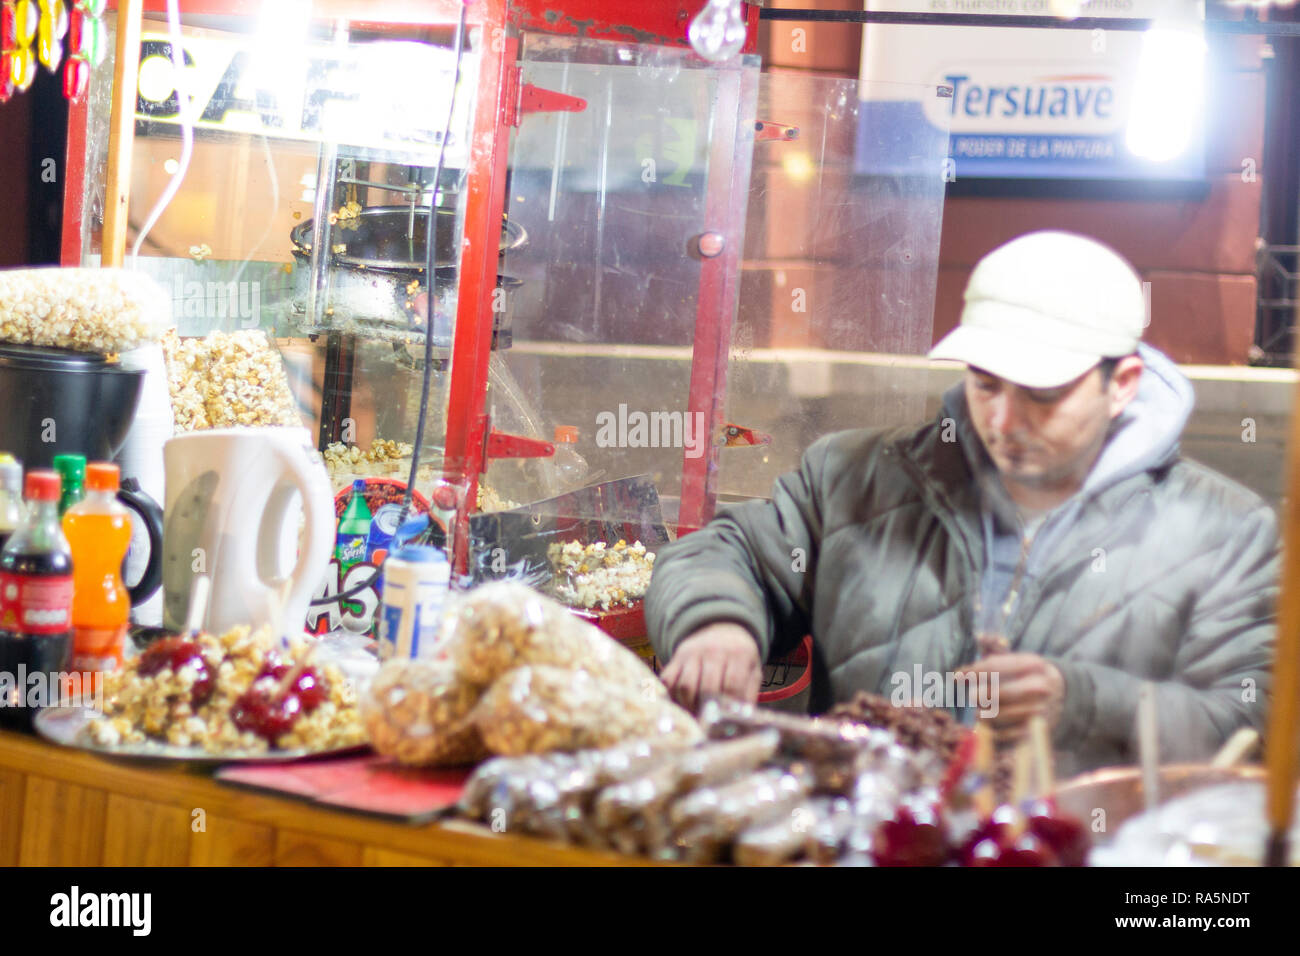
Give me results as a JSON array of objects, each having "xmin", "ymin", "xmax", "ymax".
[{"xmin": 1052, "ymin": 763, "xmax": 1268, "ymax": 845}]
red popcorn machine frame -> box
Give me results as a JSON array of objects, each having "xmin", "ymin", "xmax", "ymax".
[{"xmin": 59, "ymin": 0, "xmax": 767, "ymax": 579}]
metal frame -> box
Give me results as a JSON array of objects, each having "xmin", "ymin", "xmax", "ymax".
[
  {"xmin": 64, "ymin": 0, "xmax": 766, "ymax": 571},
  {"xmin": 759, "ymin": 6, "xmax": 1300, "ymax": 35}
]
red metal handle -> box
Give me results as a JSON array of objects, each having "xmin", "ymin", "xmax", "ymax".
[{"xmin": 757, "ymin": 634, "xmax": 813, "ymax": 704}]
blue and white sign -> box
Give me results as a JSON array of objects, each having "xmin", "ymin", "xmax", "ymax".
[{"xmin": 856, "ymin": 0, "xmax": 1208, "ymax": 181}]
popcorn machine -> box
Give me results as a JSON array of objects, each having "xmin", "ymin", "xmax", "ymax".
[{"xmin": 62, "ymin": 1, "xmax": 948, "ymax": 643}]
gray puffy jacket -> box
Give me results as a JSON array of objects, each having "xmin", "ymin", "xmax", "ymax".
[{"xmin": 646, "ymin": 346, "xmax": 1279, "ymax": 776}]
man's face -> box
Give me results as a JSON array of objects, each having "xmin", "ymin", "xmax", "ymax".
[{"xmin": 964, "ymin": 364, "xmax": 1123, "ymax": 491}]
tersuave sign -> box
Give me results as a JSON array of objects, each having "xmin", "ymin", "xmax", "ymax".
[
  {"xmin": 856, "ymin": 0, "xmax": 1207, "ymax": 181},
  {"xmin": 133, "ymin": 28, "xmax": 475, "ymax": 164}
]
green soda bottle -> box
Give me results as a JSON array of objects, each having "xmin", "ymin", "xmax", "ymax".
[
  {"xmin": 52, "ymin": 454, "xmax": 86, "ymax": 516},
  {"xmin": 336, "ymin": 480, "xmax": 372, "ymax": 614}
]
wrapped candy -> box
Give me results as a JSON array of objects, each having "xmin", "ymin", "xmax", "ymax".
[{"xmin": 592, "ymin": 731, "xmax": 781, "ymax": 832}]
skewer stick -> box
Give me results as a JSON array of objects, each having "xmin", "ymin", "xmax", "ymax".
[
  {"xmin": 1011, "ymin": 738, "xmax": 1031, "ymax": 806},
  {"xmin": 184, "ymin": 574, "xmax": 210, "ymax": 636},
  {"xmin": 971, "ymin": 722, "xmax": 997, "ymax": 818},
  {"xmin": 1264, "ymin": 353, "xmax": 1300, "ymax": 865},
  {"xmin": 1137, "ymin": 682, "xmax": 1159, "ymax": 814},
  {"xmin": 1211, "ymin": 727, "xmax": 1260, "ymax": 770},
  {"xmin": 102, "ymin": 0, "xmax": 144, "ymax": 267},
  {"xmin": 275, "ymin": 645, "xmax": 315, "ymax": 699},
  {"xmin": 1029, "ymin": 715, "xmax": 1054, "ymax": 798}
]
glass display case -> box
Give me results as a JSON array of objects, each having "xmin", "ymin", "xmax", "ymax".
[{"xmin": 64, "ymin": 1, "xmax": 947, "ymax": 647}]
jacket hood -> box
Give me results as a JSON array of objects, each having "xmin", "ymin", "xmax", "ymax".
[{"xmin": 940, "ymin": 342, "xmax": 1194, "ymax": 501}]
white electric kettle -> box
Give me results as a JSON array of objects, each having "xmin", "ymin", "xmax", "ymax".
[{"xmin": 162, "ymin": 427, "xmax": 334, "ymax": 637}]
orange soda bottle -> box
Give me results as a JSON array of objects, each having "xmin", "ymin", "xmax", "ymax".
[{"xmin": 62, "ymin": 463, "xmax": 133, "ymax": 679}]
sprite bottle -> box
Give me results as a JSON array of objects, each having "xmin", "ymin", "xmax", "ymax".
[{"xmin": 336, "ymin": 480, "xmax": 372, "ymax": 614}]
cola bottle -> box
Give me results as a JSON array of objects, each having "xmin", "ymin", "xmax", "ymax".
[{"xmin": 0, "ymin": 470, "xmax": 74, "ymax": 730}]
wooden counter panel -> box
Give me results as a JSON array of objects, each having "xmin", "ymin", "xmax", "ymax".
[
  {"xmin": 102, "ymin": 794, "xmax": 193, "ymax": 866},
  {"xmin": 0, "ymin": 768, "xmax": 26, "ymax": 865},
  {"xmin": 361, "ymin": 846, "xmax": 450, "ymax": 867},
  {"xmin": 0, "ymin": 732, "xmax": 647, "ymax": 867},
  {"xmin": 19, "ymin": 776, "xmax": 107, "ymax": 866},
  {"xmin": 189, "ymin": 815, "xmax": 274, "ymax": 867},
  {"xmin": 274, "ymin": 830, "xmax": 363, "ymax": 867}
]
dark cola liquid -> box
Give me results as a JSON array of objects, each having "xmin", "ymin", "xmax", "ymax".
[{"xmin": 0, "ymin": 549, "xmax": 74, "ymax": 731}]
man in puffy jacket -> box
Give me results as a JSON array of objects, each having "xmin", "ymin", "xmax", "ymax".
[{"xmin": 646, "ymin": 231, "xmax": 1278, "ymax": 775}]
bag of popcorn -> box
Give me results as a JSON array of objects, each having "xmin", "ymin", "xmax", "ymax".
[{"xmin": 0, "ymin": 267, "xmax": 171, "ymax": 354}]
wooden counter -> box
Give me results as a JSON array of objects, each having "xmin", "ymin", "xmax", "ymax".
[{"xmin": 0, "ymin": 730, "xmax": 645, "ymax": 867}]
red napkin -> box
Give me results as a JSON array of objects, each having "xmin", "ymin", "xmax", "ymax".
[{"xmin": 217, "ymin": 755, "xmax": 471, "ymax": 821}]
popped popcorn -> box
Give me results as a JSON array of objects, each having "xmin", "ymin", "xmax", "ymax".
[
  {"xmin": 84, "ymin": 626, "xmax": 365, "ymax": 755},
  {"xmin": 472, "ymin": 665, "xmax": 701, "ymax": 756},
  {"xmin": 160, "ymin": 329, "xmax": 302, "ymax": 431},
  {"xmin": 0, "ymin": 267, "xmax": 170, "ymax": 354},
  {"xmin": 362, "ymin": 658, "xmax": 489, "ymax": 766},
  {"xmin": 547, "ymin": 539, "xmax": 656, "ymax": 611}
]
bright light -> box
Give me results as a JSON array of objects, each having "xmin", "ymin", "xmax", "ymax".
[
  {"xmin": 1125, "ymin": 23, "xmax": 1207, "ymax": 163},
  {"xmin": 781, "ymin": 152, "xmax": 816, "ymax": 184},
  {"xmin": 688, "ymin": 0, "xmax": 746, "ymax": 62},
  {"xmin": 250, "ymin": 0, "xmax": 311, "ymax": 95}
]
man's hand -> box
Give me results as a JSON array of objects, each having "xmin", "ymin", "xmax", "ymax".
[
  {"xmin": 958, "ymin": 652, "xmax": 1065, "ymax": 744},
  {"xmin": 660, "ymin": 622, "xmax": 762, "ymax": 713}
]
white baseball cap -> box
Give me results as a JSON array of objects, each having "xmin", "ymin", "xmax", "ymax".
[{"xmin": 929, "ymin": 231, "xmax": 1145, "ymax": 388}]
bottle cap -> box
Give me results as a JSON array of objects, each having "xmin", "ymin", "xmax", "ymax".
[
  {"xmin": 0, "ymin": 453, "xmax": 14, "ymax": 465},
  {"xmin": 351, "ymin": 479, "xmax": 366, "ymax": 493},
  {"xmin": 554, "ymin": 426, "xmax": 579, "ymax": 444},
  {"xmin": 0, "ymin": 461, "xmax": 20, "ymax": 494},
  {"xmin": 394, "ymin": 544, "xmax": 447, "ymax": 563},
  {"xmin": 24, "ymin": 470, "xmax": 61, "ymax": 502},
  {"xmin": 52, "ymin": 454, "xmax": 86, "ymax": 484},
  {"xmin": 86, "ymin": 462, "xmax": 120, "ymax": 492}
]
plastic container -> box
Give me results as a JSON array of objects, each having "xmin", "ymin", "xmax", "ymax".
[
  {"xmin": 337, "ymin": 479, "xmax": 373, "ymax": 618},
  {"xmin": 0, "ymin": 470, "xmax": 73, "ymax": 727},
  {"xmin": 52, "ymin": 453, "xmax": 85, "ymax": 516},
  {"xmin": 0, "ymin": 458, "xmax": 26, "ymax": 552},
  {"xmin": 62, "ymin": 463, "xmax": 133, "ymax": 677},
  {"xmin": 378, "ymin": 544, "xmax": 449, "ymax": 659}
]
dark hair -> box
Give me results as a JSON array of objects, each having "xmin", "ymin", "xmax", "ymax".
[{"xmin": 1097, "ymin": 355, "xmax": 1132, "ymax": 386}]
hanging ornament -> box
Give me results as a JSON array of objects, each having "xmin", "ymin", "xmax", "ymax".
[
  {"xmin": 0, "ymin": 1, "xmax": 12, "ymax": 104},
  {"xmin": 69, "ymin": 0, "xmax": 101, "ymax": 68},
  {"xmin": 11, "ymin": 42, "xmax": 34, "ymax": 90},
  {"xmin": 60, "ymin": 0, "xmax": 87, "ymax": 100},
  {"xmin": 13, "ymin": 0, "xmax": 32, "ymax": 45},
  {"xmin": 83, "ymin": 9, "xmax": 101, "ymax": 64},
  {"xmin": 61, "ymin": 51, "xmax": 84, "ymax": 99},
  {"xmin": 36, "ymin": 0, "xmax": 65, "ymax": 72},
  {"xmin": 46, "ymin": 0, "xmax": 64, "ymax": 38},
  {"xmin": 1, "ymin": 3, "xmax": 15, "ymax": 51}
]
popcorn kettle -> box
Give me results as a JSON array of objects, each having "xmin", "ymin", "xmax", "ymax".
[{"xmin": 161, "ymin": 427, "xmax": 334, "ymax": 637}]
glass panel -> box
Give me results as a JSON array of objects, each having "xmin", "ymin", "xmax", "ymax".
[
  {"xmin": 78, "ymin": 12, "xmax": 480, "ymax": 474},
  {"xmin": 468, "ymin": 36, "xmax": 760, "ymax": 607},
  {"xmin": 717, "ymin": 74, "xmax": 951, "ymax": 502}
]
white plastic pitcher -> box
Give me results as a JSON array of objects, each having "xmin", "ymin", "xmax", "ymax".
[{"xmin": 162, "ymin": 427, "xmax": 334, "ymax": 637}]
